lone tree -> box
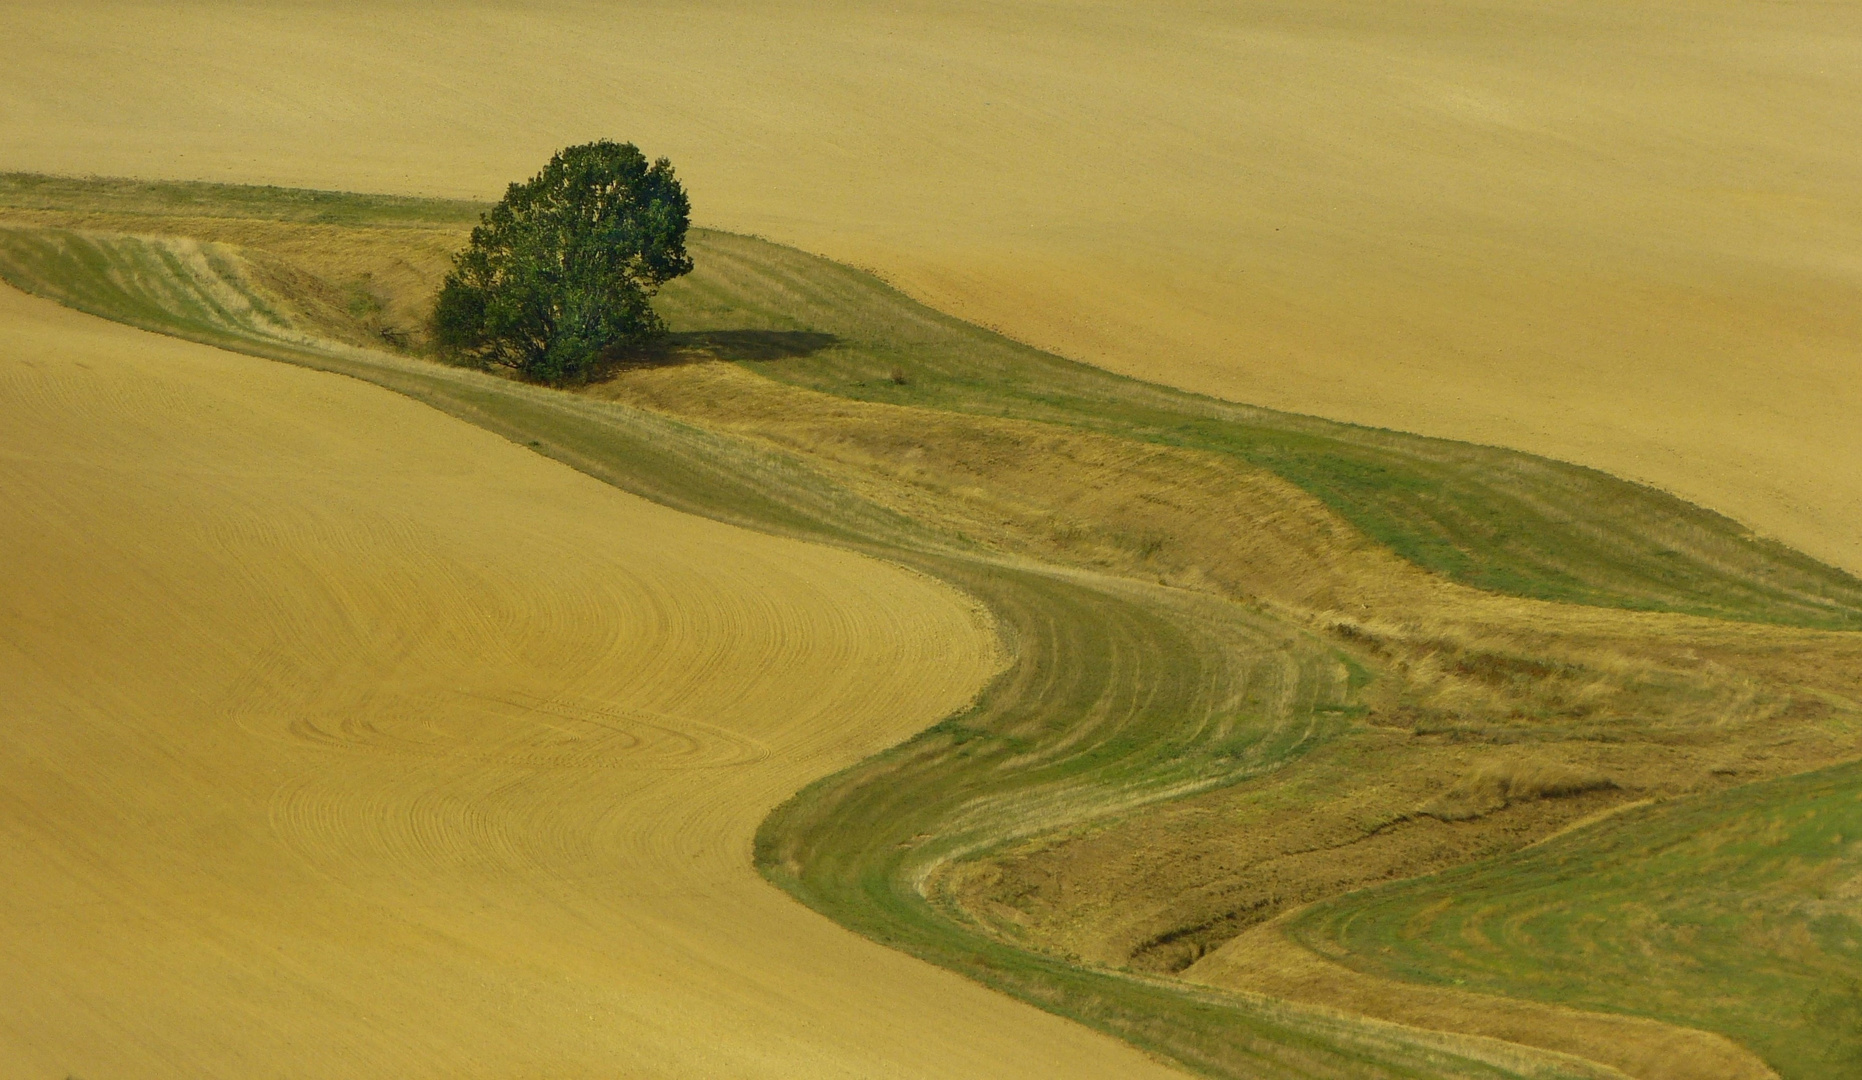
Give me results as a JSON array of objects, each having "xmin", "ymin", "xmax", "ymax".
[{"xmin": 432, "ymin": 141, "xmax": 693, "ymax": 384}]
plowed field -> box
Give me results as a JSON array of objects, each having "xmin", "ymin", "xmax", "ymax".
[{"xmin": 0, "ymin": 285, "xmax": 1194, "ymax": 1079}]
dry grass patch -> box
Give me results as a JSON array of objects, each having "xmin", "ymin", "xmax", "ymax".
[
  {"xmin": 1278, "ymin": 760, "xmax": 1862, "ymax": 1077},
  {"xmin": 1192, "ymin": 920, "xmax": 1778, "ymax": 1080},
  {"xmin": 1420, "ymin": 758, "xmax": 1618, "ymax": 823}
]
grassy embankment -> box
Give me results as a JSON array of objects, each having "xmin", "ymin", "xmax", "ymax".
[
  {"xmin": 655, "ymin": 233, "xmax": 1862, "ymax": 631},
  {"xmin": 4, "ymin": 174, "xmax": 1862, "ymax": 1078},
  {"xmin": 1288, "ymin": 759, "xmax": 1862, "ymax": 1077}
]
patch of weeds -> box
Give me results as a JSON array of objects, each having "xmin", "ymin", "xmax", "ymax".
[
  {"xmin": 345, "ymin": 277, "xmax": 385, "ymax": 320},
  {"xmin": 1292, "ymin": 759, "xmax": 1862, "ymax": 1079}
]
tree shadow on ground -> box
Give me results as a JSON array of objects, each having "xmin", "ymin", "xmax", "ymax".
[
  {"xmin": 605, "ymin": 329, "xmax": 839, "ymax": 374},
  {"xmin": 676, "ymin": 328, "xmax": 839, "ymax": 361}
]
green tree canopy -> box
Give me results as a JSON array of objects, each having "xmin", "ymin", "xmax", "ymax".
[{"xmin": 432, "ymin": 141, "xmax": 692, "ymax": 384}]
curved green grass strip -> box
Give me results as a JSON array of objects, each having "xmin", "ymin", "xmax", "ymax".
[
  {"xmin": 757, "ymin": 562, "xmax": 1616, "ymax": 1078},
  {"xmin": 0, "ymin": 171, "xmax": 482, "ymax": 227},
  {"xmin": 0, "ymin": 228, "xmax": 294, "ymax": 345},
  {"xmin": 657, "ymin": 231, "xmax": 1862, "ymax": 630},
  {"xmin": 1289, "ymin": 760, "xmax": 1862, "ymax": 1079}
]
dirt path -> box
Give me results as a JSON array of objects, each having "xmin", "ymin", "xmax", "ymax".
[{"xmin": 0, "ymin": 286, "xmax": 1187, "ymax": 1079}]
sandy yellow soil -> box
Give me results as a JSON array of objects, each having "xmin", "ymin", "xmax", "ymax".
[
  {"xmin": 0, "ymin": 285, "xmax": 1194, "ymax": 1079},
  {"xmin": 5, "ymin": 0, "xmax": 1858, "ymax": 573}
]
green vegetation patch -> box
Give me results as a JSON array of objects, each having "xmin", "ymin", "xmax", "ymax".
[
  {"xmin": 758, "ymin": 563, "xmax": 1611, "ymax": 1079},
  {"xmin": 1290, "ymin": 760, "xmax": 1862, "ymax": 1078},
  {"xmin": 0, "ymin": 171, "xmax": 483, "ymax": 227},
  {"xmin": 0, "ymin": 227, "xmax": 294, "ymax": 344},
  {"xmin": 658, "ymin": 230, "xmax": 1862, "ymax": 630}
]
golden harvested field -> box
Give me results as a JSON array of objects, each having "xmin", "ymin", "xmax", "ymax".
[
  {"xmin": 5, "ymin": 0, "xmax": 1860, "ymax": 574},
  {"xmin": 0, "ymin": 284, "xmax": 1209, "ymax": 1080}
]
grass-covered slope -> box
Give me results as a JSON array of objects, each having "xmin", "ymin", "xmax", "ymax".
[
  {"xmin": 656, "ymin": 232, "xmax": 1862, "ymax": 630},
  {"xmin": 758, "ymin": 563, "xmax": 1627, "ymax": 1080},
  {"xmin": 0, "ymin": 228, "xmax": 302, "ymax": 346},
  {"xmin": 1288, "ymin": 759, "xmax": 1862, "ymax": 1079},
  {"xmin": 0, "ymin": 171, "xmax": 482, "ymax": 226}
]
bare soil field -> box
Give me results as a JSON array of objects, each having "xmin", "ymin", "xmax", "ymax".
[
  {"xmin": 4, "ymin": 0, "xmax": 1858, "ymax": 573},
  {"xmin": 0, "ymin": 284, "xmax": 1213, "ymax": 1080}
]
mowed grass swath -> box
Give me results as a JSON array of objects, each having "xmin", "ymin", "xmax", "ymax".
[
  {"xmin": 4, "ymin": 176, "xmax": 1862, "ymax": 1078},
  {"xmin": 1287, "ymin": 759, "xmax": 1862, "ymax": 1078}
]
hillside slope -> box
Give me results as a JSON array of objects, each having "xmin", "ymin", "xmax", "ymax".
[{"xmin": 0, "ymin": 286, "xmax": 1191, "ymax": 1079}]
